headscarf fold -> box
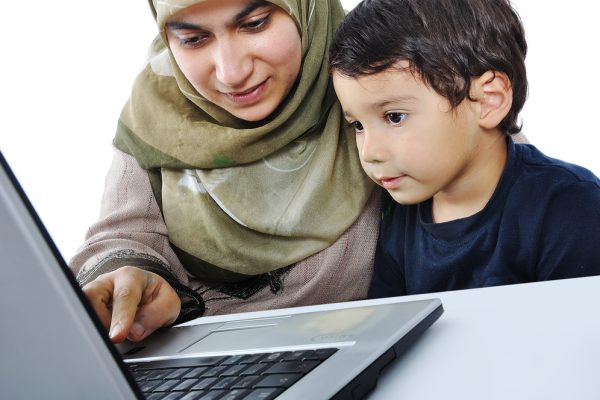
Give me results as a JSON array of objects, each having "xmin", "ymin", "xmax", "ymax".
[{"xmin": 114, "ymin": 0, "xmax": 373, "ymax": 280}]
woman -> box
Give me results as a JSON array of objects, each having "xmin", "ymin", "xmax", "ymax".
[{"xmin": 70, "ymin": 0, "xmax": 380, "ymax": 344}]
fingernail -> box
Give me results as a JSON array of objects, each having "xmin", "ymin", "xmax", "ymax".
[
  {"xmin": 109, "ymin": 321, "xmax": 122, "ymax": 339},
  {"xmin": 131, "ymin": 322, "xmax": 145, "ymax": 339}
]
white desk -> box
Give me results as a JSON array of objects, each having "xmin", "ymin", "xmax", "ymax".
[
  {"xmin": 183, "ymin": 276, "xmax": 600, "ymax": 399},
  {"xmin": 368, "ymin": 276, "xmax": 600, "ymax": 400}
]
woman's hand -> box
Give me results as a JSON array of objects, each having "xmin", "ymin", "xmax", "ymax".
[{"xmin": 82, "ymin": 266, "xmax": 181, "ymax": 343}]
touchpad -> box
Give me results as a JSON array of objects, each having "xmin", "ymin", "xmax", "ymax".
[{"xmin": 180, "ymin": 316, "xmax": 306, "ymax": 354}]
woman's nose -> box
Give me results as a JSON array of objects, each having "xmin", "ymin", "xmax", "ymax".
[{"xmin": 213, "ymin": 39, "xmax": 253, "ymax": 88}]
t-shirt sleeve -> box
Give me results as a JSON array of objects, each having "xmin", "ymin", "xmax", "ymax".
[{"xmin": 536, "ymin": 180, "xmax": 600, "ymax": 280}]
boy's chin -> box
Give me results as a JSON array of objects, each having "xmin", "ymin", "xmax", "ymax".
[{"xmin": 387, "ymin": 190, "xmax": 429, "ymax": 206}]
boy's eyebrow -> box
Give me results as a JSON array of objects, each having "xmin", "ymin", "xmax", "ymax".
[
  {"xmin": 166, "ymin": 0, "xmax": 267, "ymax": 31},
  {"xmin": 373, "ymin": 97, "xmax": 418, "ymax": 108}
]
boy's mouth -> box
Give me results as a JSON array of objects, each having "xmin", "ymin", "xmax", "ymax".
[{"xmin": 377, "ymin": 175, "xmax": 407, "ymax": 190}]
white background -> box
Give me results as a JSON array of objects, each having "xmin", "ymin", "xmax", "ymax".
[{"xmin": 1, "ymin": 0, "xmax": 599, "ymax": 261}]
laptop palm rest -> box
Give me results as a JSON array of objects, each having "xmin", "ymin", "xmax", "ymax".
[{"xmin": 120, "ymin": 307, "xmax": 383, "ymax": 360}]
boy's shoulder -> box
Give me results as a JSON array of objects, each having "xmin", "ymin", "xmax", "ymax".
[{"xmin": 515, "ymin": 142, "xmax": 600, "ymax": 188}]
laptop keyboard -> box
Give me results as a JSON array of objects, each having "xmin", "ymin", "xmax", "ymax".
[{"xmin": 128, "ymin": 348, "xmax": 338, "ymax": 400}]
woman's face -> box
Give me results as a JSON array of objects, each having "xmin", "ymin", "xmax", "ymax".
[{"xmin": 165, "ymin": 0, "xmax": 302, "ymax": 122}]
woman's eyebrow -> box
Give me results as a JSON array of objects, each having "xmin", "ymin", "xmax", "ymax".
[
  {"xmin": 234, "ymin": 0, "xmax": 268, "ymax": 23},
  {"xmin": 165, "ymin": 21, "xmax": 203, "ymax": 31},
  {"xmin": 165, "ymin": 0, "xmax": 268, "ymax": 31}
]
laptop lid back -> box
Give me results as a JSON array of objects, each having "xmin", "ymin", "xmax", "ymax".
[{"xmin": 0, "ymin": 151, "xmax": 139, "ymax": 399}]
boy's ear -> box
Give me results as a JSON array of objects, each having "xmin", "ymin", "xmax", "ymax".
[{"xmin": 472, "ymin": 70, "xmax": 513, "ymax": 130}]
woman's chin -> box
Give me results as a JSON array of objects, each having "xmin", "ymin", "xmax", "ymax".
[{"xmin": 228, "ymin": 103, "xmax": 277, "ymax": 123}]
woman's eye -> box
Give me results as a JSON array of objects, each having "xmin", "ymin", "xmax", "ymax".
[
  {"xmin": 242, "ymin": 14, "xmax": 271, "ymax": 31},
  {"xmin": 386, "ymin": 112, "xmax": 407, "ymax": 125},
  {"xmin": 178, "ymin": 34, "xmax": 208, "ymax": 48},
  {"xmin": 350, "ymin": 121, "xmax": 364, "ymax": 133}
]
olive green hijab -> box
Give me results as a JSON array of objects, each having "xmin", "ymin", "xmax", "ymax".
[{"xmin": 114, "ymin": 0, "xmax": 373, "ymax": 281}]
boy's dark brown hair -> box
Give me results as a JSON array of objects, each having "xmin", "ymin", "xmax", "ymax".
[{"xmin": 329, "ymin": 0, "xmax": 528, "ymax": 134}]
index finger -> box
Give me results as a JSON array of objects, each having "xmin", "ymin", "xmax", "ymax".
[{"xmin": 108, "ymin": 272, "xmax": 144, "ymax": 343}]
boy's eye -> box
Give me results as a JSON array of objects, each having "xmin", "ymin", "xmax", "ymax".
[
  {"xmin": 350, "ymin": 121, "xmax": 365, "ymax": 133},
  {"xmin": 386, "ymin": 112, "xmax": 407, "ymax": 125}
]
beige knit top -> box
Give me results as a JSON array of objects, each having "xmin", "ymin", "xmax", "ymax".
[{"xmin": 69, "ymin": 149, "xmax": 381, "ymax": 316}]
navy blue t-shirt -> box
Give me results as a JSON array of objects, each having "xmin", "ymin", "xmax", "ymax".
[{"xmin": 369, "ymin": 138, "xmax": 600, "ymax": 298}]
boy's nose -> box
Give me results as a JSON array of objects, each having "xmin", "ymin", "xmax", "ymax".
[
  {"xmin": 213, "ymin": 40, "xmax": 253, "ymax": 88},
  {"xmin": 359, "ymin": 130, "xmax": 388, "ymax": 163}
]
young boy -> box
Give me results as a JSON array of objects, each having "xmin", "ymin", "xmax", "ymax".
[{"xmin": 329, "ymin": 0, "xmax": 600, "ymax": 297}]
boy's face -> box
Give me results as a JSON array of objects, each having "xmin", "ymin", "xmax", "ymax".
[{"xmin": 333, "ymin": 64, "xmax": 485, "ymax": 205}]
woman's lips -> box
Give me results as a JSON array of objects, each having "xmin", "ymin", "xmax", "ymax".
[
  {"xmin": 224, "ymin": 80, "xmax": 267, "ymax": 105},
  {"xmin": 378, "ymin": 175, "xmax": 406, "ymax": 190}
]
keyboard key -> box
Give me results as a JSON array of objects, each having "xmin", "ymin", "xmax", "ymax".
[
  {"xmin": 278, "ymin": 351, "xmax": 306, "ymax": 362},
  {"xmin": 138, "ymin": 379, "xmax": 163, "ymax": 393},
  {"xmin": 239, "ymin": 353, "xmax": 267, "ymax": 364},
  {"xmin": 147, "ymin": 369, "xmax": 177, "ymax": 380},
  {"xmin": 182, "ymin": 367, "xmax": 208, "ymax": 379},
  {"xmin": 152, "ymin": 379, "xmax": 181, "ymax": 392},
  {"xmin": 243, "ymin": 388, "xmax": 283, "ymax": 400},
  {"xmin": 146, "ymin": 393, "xmax": 178, "ymax": 400},
  {"xmin": 133, "ymin": 369, "xmax": 155, "ymax": 381},
  {"xmin": 136, "ymin": 357, "xmax": 227, "ymax": 370},
  {"xmin": 259, "ymin": 352, "xmax": 286, "ymax": 363},
  {"xmin": 239, "ymin": 363, "xmax": 269, "ymax": 376},
  {"xmin": 255, "ymin": 374, "xmax": 301, "ymax": 388},
  {"xmin": 263, "ymin": 360, "xmax": 320, "ymax": 375},
  {"xmin": 172, "ymin": 379, "xmax": 201, "ymax": 392},
  {"xmin": 196, "ymin": 390, "xmax": 226, "ymax": 399},
  {"xmin": 200, "ymin": 366, "xmax": 229, "ymax": 378},
  {"xmin": 219, "ymin": 355, "xmax": 247, "ymax": 366},
  {"xmin": 157, "ymin": 393, "xmax": 185, "ymax": 400},
  {"xmin": 178, "ymin": 391, "xmax": 208, "ymax": 400},
  {"xmin": 165, "ymin": 368, "xmax": 193, "ymax": 380},
  {"xmin": 231, "ymin": 375, "xmax": 261, "ymax": 389},
  {"xmin": 144, "ymin": 393, "xmax": 164, "ymax": 400},
  {"xmin": 220, "ymin": 364, "xmax": 248, "ymax": 377},
  {"xmin": 191, "ymin": 377, "xmax": 218, "ymax": 391},
  {"xmin": 210, "ymin": 376, "xmax": 240, "ymax": 390},
  {"xmin": 302, "ymin": 348, "xmax": 338, "ymax": 361},
  {"xmin": 218, "ymin": 389, "xmax": 249, "ymax": 400}
]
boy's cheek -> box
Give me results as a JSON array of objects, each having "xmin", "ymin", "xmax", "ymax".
[{"xmin": 357, "ymin": 156, "xmax": 370, "ymax": 174}]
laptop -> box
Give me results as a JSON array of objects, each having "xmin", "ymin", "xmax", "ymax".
[{"xmin": 0, "ymin": 149, "xmax": 443, "ymax": 400}]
